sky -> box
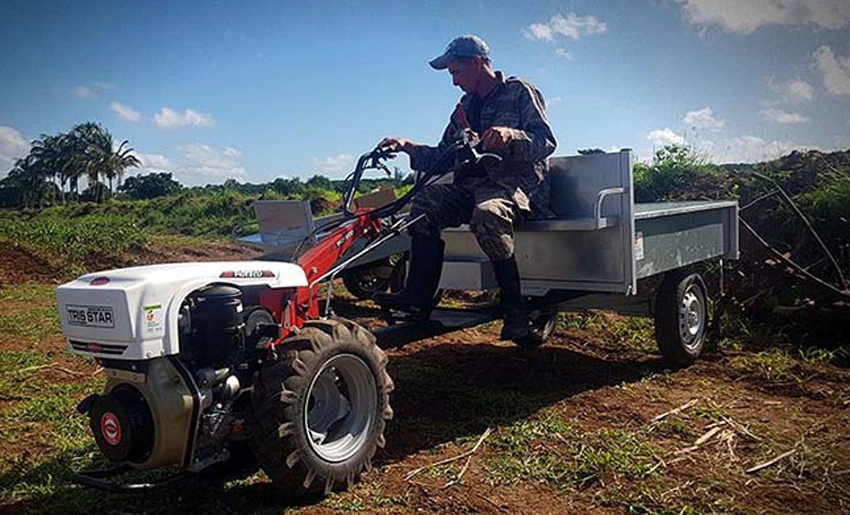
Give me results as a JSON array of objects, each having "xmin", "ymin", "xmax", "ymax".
[{"xmin": 1, "ymin": 0, "xmax": 849, "ymax": 186}]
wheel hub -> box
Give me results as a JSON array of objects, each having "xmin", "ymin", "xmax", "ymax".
[
  {"xmin": 304, "ymin": 354, "xmax": 377, "ymax": 463},
  {"xmin": 678, "ymin": 286, "xmax": 705, "ymax": 349}
]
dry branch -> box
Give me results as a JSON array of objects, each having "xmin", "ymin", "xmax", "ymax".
[
  {"xmin": 54, "ymin": 366, "xmax": 87, "ymax": 377},
  {"xmin": 405, "ymin": 427, "xmax": 493, "ymax": 482},
  {"xmin": 2, "ymin": 363, "xmax": 55, "ymax": 375},
  {"xmin": 694, "ymin": 426, "xmax": 724, "ymax": 446},
  {"xmin": 474, "ymin": 492, "xmax": 510, "ymax": 513},
  {"xmin": 652, "ymin": 399, "xmax": 699, "ymax": 422},
  {"xmin": 746, "ymin": 449, "xmax": 797, "ymax": 474}
]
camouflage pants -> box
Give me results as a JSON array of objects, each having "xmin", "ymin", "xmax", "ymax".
[{"xmin": 409, "ymin": 178, "xmax": 518, "ymax": 261}]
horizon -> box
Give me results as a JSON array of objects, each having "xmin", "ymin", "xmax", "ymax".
[{"xmin": 1, "ymin": 0, "xmax": 849, "ymax": 186}]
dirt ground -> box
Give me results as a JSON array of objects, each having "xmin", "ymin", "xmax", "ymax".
[{"xmin": 1, "ymin": 243, "xmax": 849, "ymax": 515}]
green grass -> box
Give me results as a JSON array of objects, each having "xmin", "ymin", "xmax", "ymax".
[
  {"xmin": 0, "ymin": 306, "xmax": 60, "ymax": 343},
  {"xmin": 0, "ymin": 283, "xmax": 57, "ymax": 303},
  {"xmin": 559, "ymin": 312, "xmax": 655, "ymax": 352},
  {"xmin": 485, "ymin": 412, "xmax": 657, "ymax": 490},
  {"xmin": 0, "ymin": 215, "xmax": 147, "ymax": 272},
  {"xmin": 0, "ymin": 349, "xmax": 52, "ymax": 373},
  {"xmin": 0, "ymin": 283, "xmax": 60, "ymax": 343},
  {"xmin": 733, "ymin": 348, "xmax": 799, "ymax": 383}
]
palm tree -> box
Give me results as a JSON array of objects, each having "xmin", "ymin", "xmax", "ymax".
[
  {"xmin": 105, "ymin": 140, "xmax": 141, "ymax": 194},
  {"xmin": 7, "ymin": 156, "xmax": 53, "ymax": 208},
  {"xmin": 75, "ymin": 123, "xmax": 140, "ymax": 202}
]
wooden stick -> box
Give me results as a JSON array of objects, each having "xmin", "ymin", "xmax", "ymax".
[
  {"xmin": 721, "ymin": 415, "xmax": 762, "ymax": 441},
  {"xmin": 405, "ymin": 427, "xmax": 493, "ymax": 481},
  {"xmin": 444, "ymin": 456, "xmax": 473, "ymax": 488},
  {"xmin": 652, "ymin": 399, "xmax": 698, "ymax": 422},
  {"xmin": 694, "ymin": 426, "xmax": 724, "ymax": 446},
  {"xmin": 674, "ymin": 445, "xmax": 700, "ymax": 455},
  {"xmin": 474, "ymin": 493, "xmax": 510, "ymax": 513},
  {"xmin": 53, "ymin": 366, "xmax": 87, "ymax": 377},
  {"xmin": 746, "ymin": 449, "xmax": 797, "ymax": 474},
  {"xmin": 2, "ymin": 363, "xmax": 55, "ymax": 375}
]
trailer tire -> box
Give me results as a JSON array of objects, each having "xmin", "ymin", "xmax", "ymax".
[
  {"xmin": 342, "ymin": 259, "xmax": 395, "ymax": 300},
  {"xmin": 250, "ymin": 318, "xmax": 393, "ymax": 496},
  {"xmin": 513, "ymin": 311, "xmax": 558, "ymax": 350},
  {"xmin": 655, "ymin": 271, "xmax": 708, "ymax": 367}
]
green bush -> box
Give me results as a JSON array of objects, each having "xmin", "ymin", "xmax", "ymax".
[{"xmin": 633, "ymin": 145, "xmax": 728, "ymax": 202}]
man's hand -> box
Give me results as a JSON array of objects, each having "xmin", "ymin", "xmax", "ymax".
[
  {"xmin": 377, "ymin": 136, "xmax": 415, "ymax": 154},
  {"xmin": 481, "ymin": 126, "xmax": 515, "ymax": 150}
]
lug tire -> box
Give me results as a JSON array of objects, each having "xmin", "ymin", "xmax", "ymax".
[
  {"xmin": 249, "ymin": 318, "xmax": 393, "ymax": 496},
  {"xmin": 655, "ymin": 271, "xmax": 709, "ymax": 367},
  {"xmin": 512, "ymin": 310, "xmax": 557, "ymax": 350}
]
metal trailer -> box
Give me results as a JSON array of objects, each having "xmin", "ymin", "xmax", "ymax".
[
  {"xmin": 440, "ymin": 150, "xmax": 738, "ymax": 303},
  {"xmin": 241, "ymin": 149, "xmax": 739, "ymax": 364}
]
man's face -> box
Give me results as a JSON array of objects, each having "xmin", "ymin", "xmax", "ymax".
[{"xmin": 447, "ymin": 58, "xmax": 480, "ymax": 94}]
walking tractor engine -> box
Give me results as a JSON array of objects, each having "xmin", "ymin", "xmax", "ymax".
[{"xmin": 56, "ymin": 262, "xmax": 308, "ymax": 485}]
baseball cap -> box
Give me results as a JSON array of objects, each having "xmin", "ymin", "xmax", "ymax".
[{"xmin": 429, "ymin": 35, "xmax": 490, "ymax": 70}]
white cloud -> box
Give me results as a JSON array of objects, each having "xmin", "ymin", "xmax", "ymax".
[
  {"xmin": 678, "ymin": 0, "xmax": 850, "ymax": 33},
  {"xmin": 73, "ymin": 85, "xmax": 94, "ymax": 99},
  {"xmin": 0, "ymin": 126, "xmax": 31, "ymax": 176},
  {"xmin": 787, "ymin": 79, "xmax": 814, "ymax": 102},
  {"xmin": 175, "ymin": 144, "xmax": 245, "ymax": 182},
  {"xmin": 154, "ymin": 107, "xmax": 216, "ymax": 129},
  {"xmin": 526, "ymin": 23, "xmax": 554, "ymax": 42},
  {"xmin": 706, "ymin": 135, "xmax": 820, "ymax": 164},
  {"xmin": 647, "ymin": 128, "xmax": 685, "ymax": 147},
  {"xmin": 525, "ymin": 13, "xmax": 607, "ymax": 42},
  {"xmin": 714, "ymin": 136, "xmax": 783, "ymax": 163},
  {"xmin": 814, "ymin": 45, "xmax": 850, "ymax": 96},
  {"xmin": 134, "ymin": 152, "xmax": 172, "ymax": 170},
  {"xmin": 312, "ymin": 153, "xmax": 355, "ymax": 175},
  {"xmin": 71, "ymin": 82, "xmax": 114, "ymax": 99},
  {"xmin": 110, "ymin": 101, "xmax": 141, "ymax": 122},
  {"xmin": 759, "ymin": 108, "xmax": 811, "ymax": 124},
  {"xmin": 683, "ymin": 107, "xmax": 725, "ymax": 131},
  {"xmin": 554, "ymin": 48, "xmax": 573, "ymax": 60},
  {"xmin": 129, "ymin": 145, "xmax": 246, "ymax": 185}
]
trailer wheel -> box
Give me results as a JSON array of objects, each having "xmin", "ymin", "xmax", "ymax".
[
  {"xmin": 342, "ymin": 259, "xmax": 395, "ymax": 300},
  {"xmin": 250, "ymin": 318, "xmax": 393, "ymax": 496},
  {"xmin": 513, "ymin": 311, "xmax": 558, "ymax": 350},
  {"xmin": 655, "ymin": 272, "xmax": 708, "ymax": 367}
]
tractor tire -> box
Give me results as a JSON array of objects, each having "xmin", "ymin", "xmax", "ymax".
[
  {"xmin": 342, "ymin": 260, "xmax": 395, "ymax": 300},
  {"xmin": 654, "ymin": 271, "xmax": 709, "ymax": 367},
  {"xmin": 512, "ymin": 310, "xmax": 557, "ymax": 350},
  {"xmin": 250, "ymin": 318, "xmax": 393, "ymax": 496}
]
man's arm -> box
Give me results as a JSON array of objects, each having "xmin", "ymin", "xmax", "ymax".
[
  {"xmin": 379, "ymin": 110, "xmax": 463, "ymax": 173},
  {"xmin": 481, "ymin": 83, "xmax": 556, "ymax": 162}
]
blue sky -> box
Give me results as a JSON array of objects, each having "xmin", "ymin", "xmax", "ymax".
[{"xmin": 1, "ymin": 0, "xmax": 849, "ymax": 185}]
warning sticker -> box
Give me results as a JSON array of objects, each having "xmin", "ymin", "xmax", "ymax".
[
  {"xmin": 635, "ymin": 231, "xmax": 645, "ymax": 261},
  {"xmin": 143, "ymin": 304, "xmax": 163, "ymax": 334}
]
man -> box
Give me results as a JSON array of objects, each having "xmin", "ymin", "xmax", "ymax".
[{"xmin": 374, "ymin": 34, "xmax": 556, "ymax": 340}]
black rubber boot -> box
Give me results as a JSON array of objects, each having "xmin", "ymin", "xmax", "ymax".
[
  {"xmin": 373, "ymin": 235, "xmax": 445, "ymax": 319},
  {"xmin": 493, "ymin": 256, "xmax": 529, "ymax": 340}
]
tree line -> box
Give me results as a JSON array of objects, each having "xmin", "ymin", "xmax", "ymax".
[
  {"xmin": 0, "ymin": 122, "xmax": 410, "ymax": 209},
  {"xmin": 0, "ymin": 122, "xmax": 140, "ymax": 208}
]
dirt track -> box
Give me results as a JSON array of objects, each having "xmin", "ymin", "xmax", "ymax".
[{"xmin": 1, "ymin": 244, "xmax": 849, "ymax": 514}]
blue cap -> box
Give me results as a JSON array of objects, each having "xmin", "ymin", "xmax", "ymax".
[{"xmin": 429, "ymin": 35, "xmax": 490, "ymax": 70}]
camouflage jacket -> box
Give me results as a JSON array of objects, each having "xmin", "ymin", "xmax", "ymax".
[{"xmin": 408, "ymin": 71, "xmax": 557, "ymax": 213}]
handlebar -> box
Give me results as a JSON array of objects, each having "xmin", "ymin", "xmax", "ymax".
[{"xmin": 342, "ymin": 135, "xmax": 502, "ymax": 220}]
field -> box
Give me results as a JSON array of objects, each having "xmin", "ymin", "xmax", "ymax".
[{"xmin": 1, "ymin": 236, "xmax": 849, "ymax": 515}]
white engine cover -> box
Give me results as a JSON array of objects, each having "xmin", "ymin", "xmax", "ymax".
[{"xmin": 56, "ymin": 261, "xmax": 307, "ymax": 361}]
